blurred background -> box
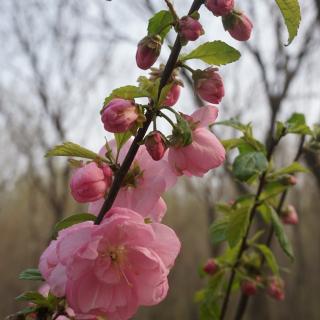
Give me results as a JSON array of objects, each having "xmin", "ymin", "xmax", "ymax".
[{"xmin": 0, "ymin": 0, "xmax": 319, "ymax": 319}]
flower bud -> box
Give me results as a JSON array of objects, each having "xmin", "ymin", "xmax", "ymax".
[
  {"xmin": 222, "ymin": 10, "xmax": 253, "ymax": 41},
  {"xmin": 267, "ymin": 277, "xmax": 285, "ymax": 301},
  {"xmin": 241, "ymin": 280, "xmax": 257, "ymax": 296},
  {"xmin": 203, "ymin": 258, "xmax": 218, "ymax": 275},
  {"xmin": 193, "ymin": 68, "xmax": 225, "ymax": 104},
  {"xmin": 288, "ymin": 175, "xmax": 297, "ymax": 185},
  {"xmin": 136, "ymin": 35, "xmax": 162, "ymax": 70},
  {"xmin": 163, "ymin": 84, "xmax": 181, "ymax": 107},
  {"xmin": 281, "ymin": 205, "xmax": 299, "ymax": 225},
  {"xmin": 280, "ymin": 175, "xmax": 298, "ymax": 186},
  {"xmin": 70, "ymin": 162, "xmax": 113, "ymax": 203},
  {"xmin": 178, "ymin": 16, "xmax": 204, "ymax": 42},
  {"xmin": 145, "ymin": 131, "xmax": 167, "ymax": 161},
  {"xmin": 101, "ymin": 99, "xmax": 138, "ymax": 133},
  {"xmin": 205, "ymin": 0, "xmax": 234, "ymax": 16}
]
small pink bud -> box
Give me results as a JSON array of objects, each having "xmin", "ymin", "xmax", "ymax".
[
  {"xmin": 281, "ymin": 205, "xmax": 299, "ymax": 225},
  {"xmin": 70, "ymin": 162, "xmax": 113, "ymax": 203},
  {"xmin": 223, "ymin": 11, "xmax": 253, "ymax": 41},
  {"xmin": 101, "ymin": 99, "xmax": 138, "ymax": 133},
  {"xmin": 288, "ymin": 175, "xmax": 297, "ymax": 185},
  {"xmin": 205, "ymin": 0, "xmax": 234, "ymax": 16},
  {"xmin": 136, "ymin": 35, "xmax": 162, "ymax": 70},
  {"xmin": 203, "ymin": 258, "xmax": 218, "ymax": 275},
  {"xmin": 241, "ymin": 280, "xmax": 257, "ymax": 296},
  {"xmin": 163, "ymin": 84, "xmax": 181, "ymax": 107},
  {"xmin": 178, "ymin": 16, "xmax": 204, "ymax": 42},
  {"xmin": 145, "ymin": 131, "xmax": 167, "ymax": 161},
  {"xmin": 193, "ymin": 68, "xmax": 225, "ymax": 104},
  {"xmin": 267, "ymin": 277, "xmax": 285, "ymax": 301}
]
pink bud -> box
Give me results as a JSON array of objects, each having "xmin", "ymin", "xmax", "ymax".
[
  {"xmin": 267, "ymin": 277, "xmax": 285, "ymax": 301},
  {"xmin": 136, "ymin": 35, "xmax": 162, "ymax": 70},
  {"xmin": 241, "ymin": 280, "xmax": 257, "ymax": 296},
  {"xmin": 281, "ymin": 205, "xmax": 299, "ymax": 225},
  {"xmin": 163, "ymin": 84, "xmax": 181, "ymax": 107},
  {"xmin": 288, "ymin": 175, "xmax": 297, "ymax": 185},
  {"xmin": 178, "ymin": 16, "xmax": 204, "ymax": 42},
  {"xmin": 194, "ymin": 68, "xmax": 225, "ymax": 104},
  {"xmin": 101, "ymin": 99, "xmax": 138, "ymax": 133},
  {"xmin": 145, "ymin": 131, "xmax": 167, "ymax": 161},
  {"xmin": 70, "ymin": 162, "xmax": 113, "ymax": 203},
  {"xmin": 223, "ymin": 11, "xmax": 253, "ymax": 41},
  {"xmin": 203, "ymin": 258, "xmax": 218, "ymax": 275},
  {"xmin": 205, "ymin": 0, "xmax": 234, "ymax": 16}
]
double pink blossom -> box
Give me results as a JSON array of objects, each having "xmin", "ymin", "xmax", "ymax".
[
  {"xmin": 178, "ymin": 16, "xmax": 204, "ymax": 42},
  {"xmin": 89, "ymin": 139, "xmax": 176, "ymax": 222},
  {"xmin": 40, "ymin": 208, "xmax": 181, "ymax": 320},
  {"xmin": 145, "ymin": 131, "xmax": 167, "ymax": 161},
  {"xmin": 70, "ymin": 162, "xmax": 113, "ymax": 203},
  {"xmin": 168, "ymin": 106, "xmax": 226, "ymax": 177},
  {"xmin": 163, "ymin": 83, "xmax": 181, "ymax": 107},
  {"xmin": 136, "ymin": 35, "xmax": 162, "ymax": 70},
  {"xmin": 223, "ymin": 11, "xmax": 253, "ymax": 41},
  {"xmin": 281, "ymin": 205, "xmax": 299, "ymax": 225},
  {"xmin": 205, "ymin": 0, "xmax": 234, "ymax": 16}
]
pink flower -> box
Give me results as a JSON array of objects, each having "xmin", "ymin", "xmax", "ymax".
[
  {"xmin": 178, "ymin": 16, "xmax": 204, "ymax": 42},
  {"xmin": 52, "ymin": 208, "xmax": 181, "ymax": 319},
  {"xmin": 223, "ymin": 11, "xmax": 253, "ymax": 41},
  {"xmin": 101, "ymin": 99, "xmax": 139, "ymax": 133},
  {"xmin": 163, "ymin": 84, "xmax": 181, "ymax": 107},
  {"xmin": 168, "ymin": 106, "xmax": 226, "ymax": 177},
  {"xmin": 241, "ymin": 280, "xmax": 257, "ymax": 296},
  {"xmin": 203, "ymin": 258, "xmax": 218, "ymax": 275},
  {"xmin": 136, "ymin": 35, "xmax": 162, "ymax": 70},
  {"xmin": 145, "ymin": 131, "xmax": 167, "ymax": 161},
  {"xmin": 267, "ymin": 277, "xmax": 285, "ymax": 301},
  {"xmin": 194, "ymin": 68, "xmax": 225, "ymax": 104},
  {"xmin": 70, "ymin": 162, "xmax": 113, "ymax": 203},
  {"xmin": 90, "ymin": 140, "xmax": 176, "ymax": 222},
  {"xmin": 281, "ymin": 205, "xmax": 299, "ymax": 225},
  {"xmin": 205, "ymin": 0, "xmax": 234, "ymax": 16}
]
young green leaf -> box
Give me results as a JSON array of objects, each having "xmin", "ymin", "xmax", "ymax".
[
  {"xmin": 233, "ymin": 152, "xmax": 268, "ymax": 182},
  {"xmin": 180, "ymin": 41, "xmax": 241, "ymax": 65},
  {"xmin": 260, "ymin": 181, "xmax": 288, "ymax": 201},
  {"xmin": 209, "ymin": 218, "xmax": 229, "ymax": 244},
  {"xmin": 286, "ymin": 113, "xmax": 312, "ymax": 135},
  {"xmin": 114, "ymin": 132, "xmax": 132, "ymax": 153},
  {"xmin": 221, "ymin": 138, "xmax": 244, "ymax": 151},
  {"xmin": 256, "ymin": 244, "xmax": 280, "ymax": 275},
  {"xmin": 214, "ymin": 118, "xmax": 250, "ymax": 133},
  {"xmin": 19, "ymin": 268, "xmax": 44, "ymax": 281},
  {"xmin": 227, "ymin": 208, "xmax": 250, "ymax": 247},
  {"xmin": 148, "ymin": 10, "xmax": 174, "ymax": 39},
  {"xmin": 270, "ymin": 162, "xmax": 309, "ymax": 178},
  {"xmin": 46, "ymin": 142, "xmax": 103, "ymax": 161},
  {"xmin": 267, "ymin": 205, "xmax": 294, "ymax": 260},
  {"xmin": 103, "ymin": 85, "xmax": 150, "ymax": 107},
  {"xmin": 275, "ymin": 0, "xmax": 301, "ymax": 45},
  {"xmin": 16, "ymin": 291, "xmax": 48, "ymax": 306},
  {"xmin": 53, "ymin": 213, "xmax": 96, "ymax": 236}
]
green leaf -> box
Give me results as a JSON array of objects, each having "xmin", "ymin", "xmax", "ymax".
[
  {"xmin": 46, "ymin": 142, "xmax": 103, "ymax": 161},
  {"xmin": 209, "ymin": 218, "xmax": 229, "ymax": 244},
  {"xmin": 267, "ymin": 205, "xmax": 294, "ymax": 260},
  {"xmin": 233, "ymin": 152, "xmax": 268, "ymax": 182},
  {"xmin": 158, "ymin": 82, "xmax": 174, "ymax": 106},
  {"xmin": 114, "ymin": 132, "xmax": 132, "ymax": 153},
  {"xmin": 271, "ymin": 162, "xmax": 309, "ymax": 178},
  {"xmin": 260, "ymin": 181, "xmax": 288, "ymax": 201},
  {"xmin": 215, "ymin": 119, "xmax": 250, "ymax": 133},
  {"xmin": 16, "ymin": 291, "xmax": 48, "ymax": 306},
  {"xmin": 275, "ymin": 0, "xmax": 301, "ymax": 45},
  {"xmin": 16, "ymin": 306, "xmax": 38, "ymax": 316},
  {"xmin": 19, "ymin": 268, "xmax": 44, "ymax": 281},
  {"xmin": 221, "ymin": 138, "xmax": 243, "ymax": 151},
  {"xmin": 53, "ymin": 213, "xmax": 96, "ymax": 236},
  {"xmin": 148, "ymin": 10, "xmax": 174, "ymax": 39},
  {"xmin": 103, "ymin": 85, "xmax": 150, "ymax": 107},
  {"xmin": 227, "ymin": 208, "xmax": 250, "ymax": 247},
  {"xmin": 286, "ymin": 113, "xmax": 312, "ymax": 135},
  {"xmin": 181, "ymin": 41, "xmax": 241, "ymax": 65},
  {"xmin": 256, "ymin": 244, "xmax": 280, "ymax": 275}
]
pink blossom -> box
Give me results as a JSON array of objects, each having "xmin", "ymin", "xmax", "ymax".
[
  {"xmin": 163, "ymin": 84, "xmax": 181, "ymax": 107},
  {"xmin": 281, "ymin": 205, "xmax": 299, "ymax": 225},
  {"xmin": 90, "ymin": 140, "xmax": 176, "ymax": 222},
  {"xmin": 145, "ymin": 131, "xmax": 167, "ymax": 161},
  {"xmin": 51, "ymin": 208, "xmax": 181, "ymax": 319},
  {"xmin": 205, "ymin": 0, "xmax": 234, "ymax": 16},
  {"xmin": 70, "ymin": 162, "xmax": 113, "ymax": 203},
  {"xmin": 178, "ymin": 16, "xmax": 204, "ymax": 41},
  {"xmin": 168, "ymin": 106, "xmax": 226, "ymax": 177},
  {"xmin": 223, "ymin": 11, "xmax": 253, "ymax": 41},
  {"xmin": 101, "ymin": 99, "xmax": 139, "ymax": 133},
  {"xmin": 136, "ymin": 35, "xmax": 161, "ymax": 70},
  {"xmin": 267, "ymin": 277, "xmax": 285, "ymax": 301},
  {"xmin": 194, "ymin": 68, "xmax": 225, "ymax": 104}
]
